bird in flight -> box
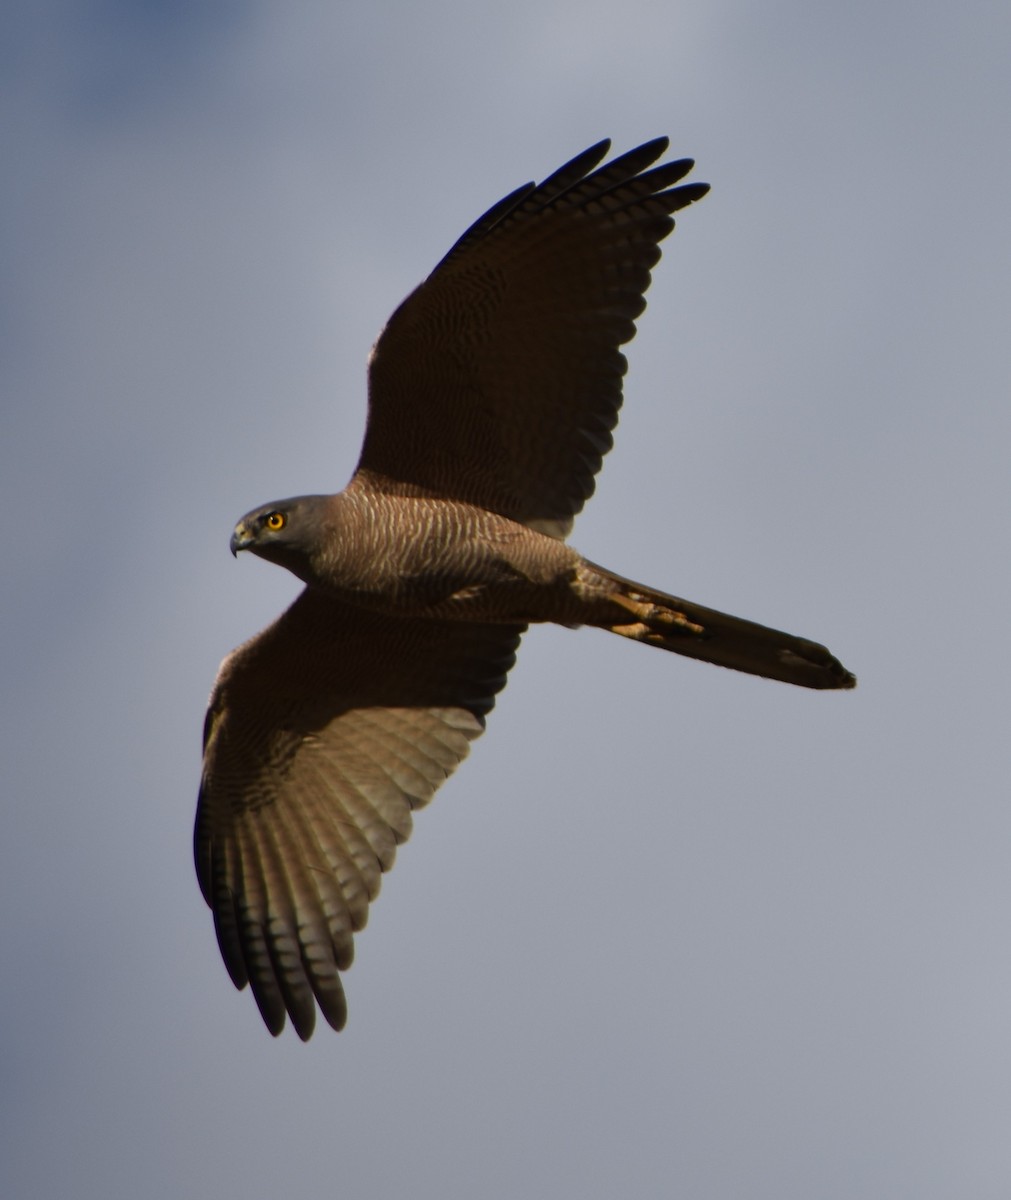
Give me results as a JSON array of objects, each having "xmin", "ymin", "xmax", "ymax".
[{"xmin": 196, "ymin": 138, "xmax": 855, "ymax": 1040}]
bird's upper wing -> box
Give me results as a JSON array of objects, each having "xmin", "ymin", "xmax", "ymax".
[
  {"xmin": 195, "ymin": 587, "xmax": 523, "ymax": 1040},
  {"xmin": 356, "ymin": 138, "xmax": 709, "ymax": 538}
]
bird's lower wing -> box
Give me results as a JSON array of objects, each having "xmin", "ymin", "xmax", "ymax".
[{"xmin": 196, "ymin": 588, "xmax": 524, "ymax": 1040}]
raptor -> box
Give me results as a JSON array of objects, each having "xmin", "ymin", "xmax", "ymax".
[{"xmin": 196, "ymin": 138, "xmax": 855, "ymax": 1040}]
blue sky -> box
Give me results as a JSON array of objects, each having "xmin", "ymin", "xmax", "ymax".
[{"xmin": 3, "ymin": 3, "xmax": 1010, "ymax": 1197}]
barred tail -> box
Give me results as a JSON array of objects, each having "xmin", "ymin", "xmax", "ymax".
[{"xmin": 581, "ymin": 561, "xmax": 856, "ymax": 691}]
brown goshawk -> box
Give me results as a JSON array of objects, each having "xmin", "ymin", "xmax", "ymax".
[{"xmin": 196, "ymin": 138, "xmax": 855, "ymax": 1040}]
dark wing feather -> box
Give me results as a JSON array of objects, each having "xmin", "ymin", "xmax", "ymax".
[
  {"xmin": 196, "ymin": 588, "xmax": 523, "ymax": 1040},
  {"xmin": 357, "ymin": 138, "xmax": 709, "ymax": 538}
]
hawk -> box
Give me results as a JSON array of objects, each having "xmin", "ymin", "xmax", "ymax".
[{"xmin": 196, "ymin": 138, "xmax": 855, "ymax": 1040}]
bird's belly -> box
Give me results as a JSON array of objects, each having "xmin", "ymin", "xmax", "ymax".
[
  {"xmin": 320, "ymin": 512, "xmax": 586, "ymax": 625},
  {"xmin": 325, "ymin": 564, "xmax": 575, "ymax": 626}
]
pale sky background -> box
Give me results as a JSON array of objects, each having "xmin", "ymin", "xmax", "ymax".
[{"xmin": 3, "ymin": 2, "xmax": 1010, "ymax": 1197}]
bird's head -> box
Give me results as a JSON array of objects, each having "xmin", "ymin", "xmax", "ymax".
[{"xmin": 230, "ymin": 495, "xmax": 330, "ymax": 583}]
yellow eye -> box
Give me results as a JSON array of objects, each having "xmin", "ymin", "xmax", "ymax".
[{"xmin": 264, "ymin": 511, "xmax": 286, "ymax": 531}]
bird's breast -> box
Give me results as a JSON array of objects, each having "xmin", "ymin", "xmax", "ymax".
[{"xmin": 312, "ymin": 491, "xmax": 582, "ymax": 624}]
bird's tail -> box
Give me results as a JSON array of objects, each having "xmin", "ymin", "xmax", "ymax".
[{"xmin": 579, "ymin": 560, "xmax": 856, "ymax": 690}]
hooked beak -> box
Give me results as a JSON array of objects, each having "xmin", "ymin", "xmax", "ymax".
[{"xmin": 230, "ymin": 521, "xmax": 254, "ymax": 557}]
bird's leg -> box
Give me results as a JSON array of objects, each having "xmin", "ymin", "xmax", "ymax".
[{"xmin": 605, "ymin": 590, "xmax": 705, "ymax": 643}]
